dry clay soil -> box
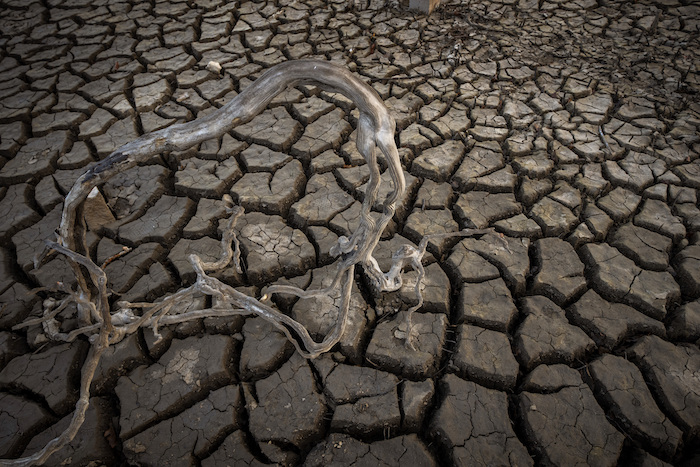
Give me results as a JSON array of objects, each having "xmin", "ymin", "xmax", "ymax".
[{"xmin": 1, "ymin": 0, "xmax": 700, "ymax": 466}]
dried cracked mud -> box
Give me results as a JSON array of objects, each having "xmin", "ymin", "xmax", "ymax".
[{"xmin": 1, "ymin": 0, "xmax": 699, "ymax": 465}]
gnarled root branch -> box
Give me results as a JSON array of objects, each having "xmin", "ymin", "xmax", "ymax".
[{"xmin": 2, "ymin": 60, "xmax": 471, "ymax": 466}]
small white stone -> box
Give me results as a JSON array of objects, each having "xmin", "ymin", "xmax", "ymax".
[{"xmin": 207, "ymin": 61, "xmax": 222, "ymax": 74}]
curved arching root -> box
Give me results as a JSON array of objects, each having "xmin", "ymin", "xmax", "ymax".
[{"xmin": 2, "ymin": 60, "xmax": 492, "ymax": 467}]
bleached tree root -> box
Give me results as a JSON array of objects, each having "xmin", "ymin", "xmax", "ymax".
[{"xmin": 2, "ymin": 60, "xmax": 492, "ymax": 466}]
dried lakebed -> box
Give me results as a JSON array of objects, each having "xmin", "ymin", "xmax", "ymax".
[{"xmin": 1, "ymin": 0, "xmax": 700, "ymax": 466}]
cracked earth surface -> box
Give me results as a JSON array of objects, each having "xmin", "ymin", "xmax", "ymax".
[{"xmin": 0, "ymin": 0, "xmax": 699, "ymax": 465}]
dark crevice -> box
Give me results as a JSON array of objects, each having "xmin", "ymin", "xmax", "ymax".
[{"xmin": 508, "ymin": 393, "xmax": 539, "ymax": 464}]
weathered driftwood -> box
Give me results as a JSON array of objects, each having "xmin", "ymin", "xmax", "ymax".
[{"xmin": 2, "ymin": 60, "xmax": 490, "ymax": 466}]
